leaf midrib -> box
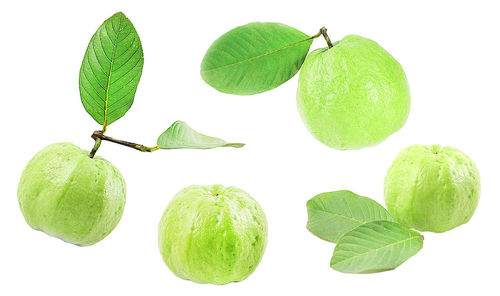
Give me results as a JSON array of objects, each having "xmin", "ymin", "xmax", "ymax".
[
  {"xmin": 333, "ymin": 234, "xmax": 421, "ymax": 267},
  {"xmin": 201, "ymin": 37, "xmax": 311, "ymax": 73},
  {"xmin": 103, "ymin": 14, "xmax": 124, "ymax": 128},
  {"xmin": 309, "ymin": 207, "xmax": 365, "ymax": 224}
]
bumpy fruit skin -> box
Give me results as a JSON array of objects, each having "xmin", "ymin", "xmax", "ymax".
[
  {"xmin": 158, "ymin": 185, "xmax": 267, "ymax": 285},
  {"xmin": 297, "ymin": 35, "xmax": 411, "ymax": 150},
  {"xmin": 384, "ymin": 144, "xmax": 480, "ymax": 233},
  {"xmin": 18, "ymin": 142, "xmax": 126, "ymax": 246}
]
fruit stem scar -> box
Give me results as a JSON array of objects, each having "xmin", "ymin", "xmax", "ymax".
[
  {"xmin": 310, "ymin": 26, "xmax": 333, "ymax": 48},
  {"xmin": 89, "ymin": 130, "xmax": 157, "ymax": 157}
]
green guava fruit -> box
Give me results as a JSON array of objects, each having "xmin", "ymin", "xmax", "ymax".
[
  {"xmin": 296, "ymin": 35, "xmax": 411, "ymax": 150},
  {"xmin": 384, "ymin": 144, "xmax": 480, "ymax": 233},
  {"xmin": 158, "ymin": 185, "xmax": 268, "ymax": 285},
  {"xmin": 18, "ymin": 142, "xmax": 126, "ymax": 246}
]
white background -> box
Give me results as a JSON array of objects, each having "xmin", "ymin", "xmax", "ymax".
[{"xmin": 0, "ymin": 0, "xmax": 498, "ymax": 295}]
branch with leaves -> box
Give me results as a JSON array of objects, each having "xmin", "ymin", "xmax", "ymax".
[{"xmin": 79, "ymin": 12, "xmax": 244, "ymax": 158}]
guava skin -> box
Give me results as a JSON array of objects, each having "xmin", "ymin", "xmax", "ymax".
[
  {"xmin": 296, "ymin": 35, "xmax": 411, "ymax": 150},
  {"xmin": 158, "ymin": 185, "xmax": 267, "ymax": 285},
  {"xmin": 384, "ymin": 145, "xmax": 480, "ymax": 233},
  {"xmin": 18, "ymin": 142, "xmax": 126, "ymax": 246}
]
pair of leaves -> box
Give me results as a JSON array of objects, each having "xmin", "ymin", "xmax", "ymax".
[
  {"xmin": 201, "ymin": 22, "xmax": 313, "ymax": 95},
  {"xmin": 307, "ymin": 190, "xmax": 423, "ymax": 274}
]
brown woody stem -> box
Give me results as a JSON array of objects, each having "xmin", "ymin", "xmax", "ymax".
[
  {"xmin": 89, "ymin": 137, "xmax": 101, "ymax": 158},
  {"xmin": 310, "ymin": 26, "xmax": 333, "ymax": 48},
  {"xmin": 89, "ymin": 130, "xmax": 158, "ymax": 158}
]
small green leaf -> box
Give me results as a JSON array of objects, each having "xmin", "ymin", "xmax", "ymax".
[
  {"xmin": 331, "ymin": 221, "xmax": 423, "ymax": 274},
  {"xmin": 79, "ymin": 12, "xmax": 144, "ymax": 129},
  {"xmin": 201, "ymin": 22, "xmax": 312, "ymax": 95},
  {"xmin": 157, "ymin": 121, "xmax": 244, "ymax": 149},
  {"xmin": 306, "ymin": 190, "xmax": 394, "ymax": 242}
]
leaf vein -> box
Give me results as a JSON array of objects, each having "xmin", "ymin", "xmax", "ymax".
[
  {"xmin": 109, "ymin": 44, "xmax": 142, "ymax": 77},
  {"xmin": 109, "ymin": 54, "xmax": 143, "ymax": 87},
  {"xmin": 102, "ymin": 13, "xmax": 124, "ymax": 127},
  {"xmin": 201, "ymin": 37, "xmax": 311, "ymax": 73},
  {"xmin": 334, "ymin": 236, "xmax": 420, "ymax": 266}
]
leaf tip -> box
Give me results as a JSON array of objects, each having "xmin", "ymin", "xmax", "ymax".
[{"xmin": 225, "ymin": 143, "xmax": 245, "ymax": 148}]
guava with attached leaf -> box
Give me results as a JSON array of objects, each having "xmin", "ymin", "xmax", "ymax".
[
  {"xmin": 18, "ymin": 142, "xmax": 126, "ymax": 246},
  {"xmin": 158, "ymin": 185, "xmax": 267, "ymax": 285},
  {"xmin": 297, "ymin": 35, "xmax": 410, "ymax": 150},
  {"xmin": 384, "ymin": 144, "xmax": 480, "ymax": 233}
]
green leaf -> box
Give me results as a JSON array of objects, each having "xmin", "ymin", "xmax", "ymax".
[
  {"xmin": 330, "ymin": 221, "xmax": 423, "ymax": 274},
  {"xmin": 157, "ymin": 121, "xmax": 245, "ymax": 149},
  {"xmin": 79, "ymin": 12, "xmax": 144, "ymax": 129},
  {"xmin": 200, "ymin": 22, "xmax": 312, "ymax": 95},
  {"xmin": 306, "ymin": 190, "xmax": 394, "ymax": 242}
]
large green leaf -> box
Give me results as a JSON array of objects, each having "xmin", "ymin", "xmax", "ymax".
[
  {"xmin": 306, "ymin": 190, "xmax": 394, "ymax": 243},
  {"xmin": 157, "ymin": 121, "xmax": 244, "ymax": 149},
  {"xmin": 200, "ymin": 22, "xmax": 312, "ymax": 95},
  {"xmin": 330, "ymin": 221, "xmax": 423, "ymax": 274},
  {"xmin": 79, "ymin": 12, "xmax": 144, "ymax": 129}
]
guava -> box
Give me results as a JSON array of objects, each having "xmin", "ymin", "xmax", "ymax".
[
  {"xmin": 158, "ymin": 185, "xmax": 267, "ymax": 285},
  {"xmin": 384, "ymin": 144, "xmax": 480, "ymax": 233},
  {"xmin": 18, "ymin": 142, "xmax": 126, "ymax": 246},
  {"xmin": 296, "ymin": 35, "xmax": 411, "ymax": 150}
]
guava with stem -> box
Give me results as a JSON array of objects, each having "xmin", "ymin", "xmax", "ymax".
[
  {"xmin": 200, "ymin": 25, "xmax": 411, "ymax": 150},
  {"xmin": 18, "ymin": 142, "xmax": 126, "ymax": 246},
  {"xmin": 18, "ymin": 12, "xmax": 245, "ymax": 247},
  {"xmin": 297, "ymin": 34, "xmax": 411, "ymax": 150}
]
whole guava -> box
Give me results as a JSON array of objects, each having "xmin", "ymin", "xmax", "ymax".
[
  {"xmin": 296, "ymin": 35, "xmax": 411, "ymax": 150},
  {"xmin": 158, "ymin": 185, "xmax": 267, "ymax": 285},
  {"xmin": 384, "ymin": 144, "xmax": 480, "ymax": 233},
  {"xmin": 18, "ymin": 142, "xmax": 126, "ymax": 246}
]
